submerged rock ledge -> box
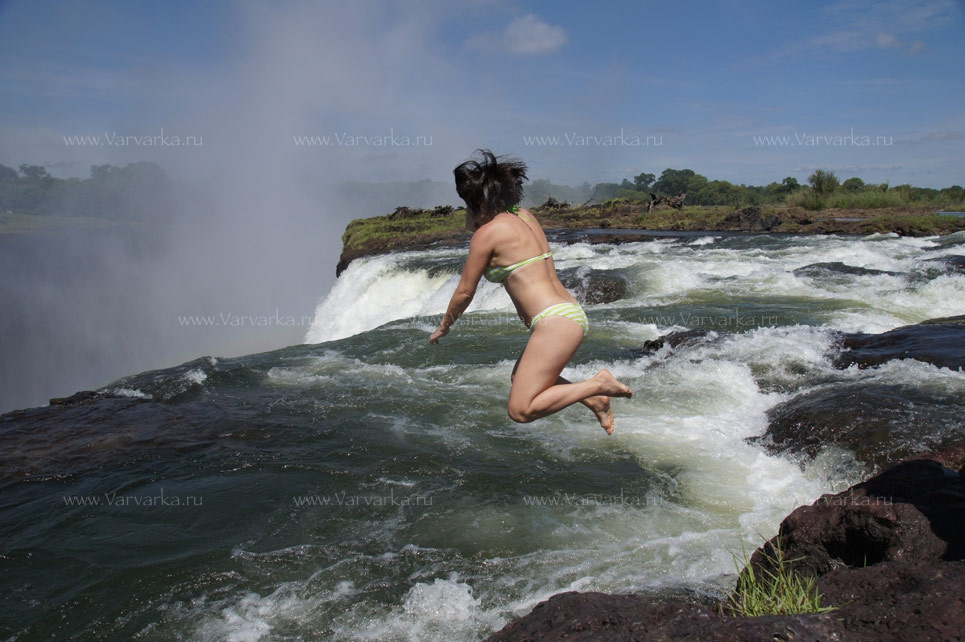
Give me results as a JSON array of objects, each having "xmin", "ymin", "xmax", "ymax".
[{"xmin": 485, "ymin": 444, "xmax": 965, "ymax": 642}]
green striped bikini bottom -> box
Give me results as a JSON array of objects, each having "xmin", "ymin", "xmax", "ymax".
[{"xmin": 528, "ymin": 302, "xmax": 589, "ymax": 335}]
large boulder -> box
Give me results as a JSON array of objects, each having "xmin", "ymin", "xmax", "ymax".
[
  {"xmin": 485, "ymin": 591, "xmax": 844, "ymax": 642},
  {"xmin": 753, "ymin": 382, "xmax": 964, "ymax": 470},
  {"xmin": 629, "ymin": 328, "xmax": 713, "ymax": 358},
  {"xmin": 750, "ymin": 447, "xmax": 965, "ymax": 579},
  {"xmin": 833, "ymin": 315, "xmax": 965, "ymax": 371},
  {"xmin": 558, "ymin": 268, "xmax": 629, "ymax": 305},
  {"xmin": 815, "ymin": 561, "xmax": 965, "ymax": 642}
]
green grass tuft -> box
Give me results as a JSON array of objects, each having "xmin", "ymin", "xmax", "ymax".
[{"xmin": 723, "ymin": 538, "xmax": 835, "ymax": 618}]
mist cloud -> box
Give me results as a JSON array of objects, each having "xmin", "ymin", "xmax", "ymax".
[{"xmin": 0, "ymin": 1, "xmax": 485, "ymax": 411}]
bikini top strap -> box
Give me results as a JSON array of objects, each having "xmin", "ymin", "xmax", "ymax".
[{"xmin": 514, "ymin": 207, "xmax": 535, "ymax": 224}]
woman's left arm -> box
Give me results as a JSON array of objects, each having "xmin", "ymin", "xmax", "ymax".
[{"xmin": 430, "ymin": 231, "xmax": 492, "ymax": 344}]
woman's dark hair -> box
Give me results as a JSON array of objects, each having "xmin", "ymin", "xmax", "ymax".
[{"xmin": 453, "ymin": 149, "xmax": 528, "ymax": 227}]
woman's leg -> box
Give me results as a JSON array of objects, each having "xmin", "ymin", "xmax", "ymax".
[
  {"xmin": 507, "ymin": 315, "xmax": 632, "ymax": 427},
  {"xmin": 511, "ymin": 367, "xmax": 617, "ymax": 434}
]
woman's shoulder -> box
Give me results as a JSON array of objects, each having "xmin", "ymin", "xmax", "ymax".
[{"xmin": 477, "ymin": 209, "xmax": 540, "ymax": 239}]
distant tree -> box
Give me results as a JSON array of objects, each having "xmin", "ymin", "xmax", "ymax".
[
  {"xmin": 939, "ymin": 185, "xmax": 964, "ymax": 205},
  {"xmin": 633, "ymin": 172, "xmax": 655, "ymax": 189},
  {"xmin": 781, "ymin": 177, "xmax": 801, "ymax": 192},
  {"xmin": 90, "ymin": 164, "xmax": 113, "ymax": 181},
  {"xmin": 808, "ymin": 169, "xmax": 839, "ymax": 196},
  {"xmin": 18, "ymin": 164, "xmax": 50, "ymax": 180},
  {"xmin": 763, "ymin": 182, "xmax": 784, "ymax": 201},
  {"xmin": 0, "ymin": 164, "xmax": 18, "ymax": 183},
  {"xmin": 842, "ymin": 177, "xmax": 865, "ymax": 192},
  {"xmin": 653, "ymin": 168, "xmax": 697, "ymax": 196},
  {"xmin": 694, "ymin": 180, "xmax": 749, "ymax": 206},
  {"xmin": 591, "ymin": 182, "xmax": 622, "ymax": 202}
]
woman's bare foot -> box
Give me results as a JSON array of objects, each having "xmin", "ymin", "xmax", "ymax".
[
  {"xmin": 586, "ymin": 395, "xmax": 615, "ymax": 434},
  {"xmin": 594, "ymin": 369, "xmax": 633, "ymax": 398}
]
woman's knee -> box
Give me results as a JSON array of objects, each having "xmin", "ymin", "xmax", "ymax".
[{"xmin": 507, "ymin": 402, "xmax": 535, "ymax": 423}]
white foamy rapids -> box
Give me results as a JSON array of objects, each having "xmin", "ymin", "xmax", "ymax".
[
  {"xmin": 183, "ymin": 368, "xmax": 207, "ymax": 385},
  {"xmin": 307, "ymin": 233, "xmax": 964, "ymax": 344},
  {"xmin": 558, "ymin": 326, "xmax": 840, "ymax": 520},
  {"xmin": 331, "ymin": 577, "xmax": 504, "ymax": 642},
  {"xmin": 109, "ymin": 387, "xmax": 152, "ymax": 399},
  {"xmin": 182, "ymin": 575, "xmax": 502, "ymax": 642},
  {"xmin": 613, "ymin": 234, "xmax": 965, "ymax": 330},
  {"xmin": 305, "ymin": 253, "xmax": 512, "ymax": 343}
]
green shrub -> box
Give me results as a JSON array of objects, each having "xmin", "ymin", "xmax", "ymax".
[{"xmin": 785, "ymin": 188, "xmax": 827, "ymax": 210}]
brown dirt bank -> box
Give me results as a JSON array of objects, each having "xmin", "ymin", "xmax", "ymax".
[{"xmin": 336, "ymin": 204, "xmax": 965, "ymax": 276}]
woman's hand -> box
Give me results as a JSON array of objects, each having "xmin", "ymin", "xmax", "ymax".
[{"xmin": 429, "ymin": 325, "xmax": 449, "ymax": 344}]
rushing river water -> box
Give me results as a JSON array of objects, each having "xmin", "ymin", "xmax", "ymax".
[{"xmin": 2, "ymin": 231, "xmax": 964, "ymax": 641}]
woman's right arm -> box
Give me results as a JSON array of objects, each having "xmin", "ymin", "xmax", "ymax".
[{"xmin": 430, "ymin": 231, "xmax": 493, "ymax": 344}]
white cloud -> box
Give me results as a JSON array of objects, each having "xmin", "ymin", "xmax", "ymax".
[
  {"xmin": 499, "ymin": 14, "xmax": 567, "ymax": 55},
  {"xmin": 875, "ymin": 32, "xmax": 901, "ymax": 48},
  {"xmin": 772, "ymin": 0, "xmax": 955, "ymax": 58},
  {"xmin": 876, "ymin": 30, "xmax": 929, "ymax": 54},
  {"xmin": 923, "ymin": 129, "xmax": 964, "ymax": 141}
]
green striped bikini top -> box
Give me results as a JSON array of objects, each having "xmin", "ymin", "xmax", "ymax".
[
  {"xmin": 483, "ymin": 205, "xmax": 551, "ymax": 283},
  {"xmin": 484, "ymin": 251, "xmax": 553, "ymax": 283}
]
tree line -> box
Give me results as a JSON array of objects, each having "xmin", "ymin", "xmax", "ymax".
[
  {"xmin": 3, "ymin": 162, "xmax": 962, "ymax": 220},
  {"xmin": 0, "ymin": 162, "xmax": 177, "ymax": 219},
  {"xmin": 580, "ymin": 168, "xmax": 964, "ymax": 210}
]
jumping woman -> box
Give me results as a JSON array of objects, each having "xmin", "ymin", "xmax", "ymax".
[{"xmin": 430, "ymin": 150, "xmax": 633, "ymax": 433}]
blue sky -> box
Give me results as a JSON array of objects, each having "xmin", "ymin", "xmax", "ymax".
[{"xmin": 1, "ymin": 0, "xmax": 963, "ymax": 189}]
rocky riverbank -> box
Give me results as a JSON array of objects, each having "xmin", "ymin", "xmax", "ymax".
[
  {"xmin": 336, "ymin": 203, "xmax": 965, "ymax": 275},
  {"xmin": 485, "ymin": 317, "xmax": 965, "ymax": 641},
  {"xmin": 484, "ymin": 444, "xmax": 965, "ymax": 642}
]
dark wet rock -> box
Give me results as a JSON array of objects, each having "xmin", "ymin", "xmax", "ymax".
[
  {"xmin": 833, "ymin": 315, "xmax": 965, "ymax": 370},
  {"xmin": 923, "ymin": 254, "xmax": 965, "ymax": 274},
  {"xmin": 487, "ymin": 446, "xmax": 965, "ymax": 642},
  {"xmin": 724, "ymin": 206, "xmax": 783, "ymax": 232},
  {"xmin": 579, "ymin": 232, "xmax": 686, "ymax": 245},
  {"xmin": 793, "ymin": 261, "xmax": 901, "ymax": 278},
  {"xmin": 751, "ymin": 449, "xmax": 965, "ymax": 580},
  {"xmin": 558, "ymin": 268, "xmax": 629, "ymax": 305},
  {"xmin": 485, "ymin": 591, "xmax": 845, "ymax": 642},
  {"xmin": 752, "ymin": 382, "xmax": 964, "ymax": 470},
  {"xmin": 630, "ymin": 329, "xmax": 713, "ymax": 357},
  {"xmin": 487, "ymin": 568, "xmax": 965, "ymax": 642},
  {"xmin": 815, "ymin": 561, "xmax": 965, "ymax": 642},
  {"xmin": 48, "ymin": 390, "xmax": 101, "ymax": 406}
]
